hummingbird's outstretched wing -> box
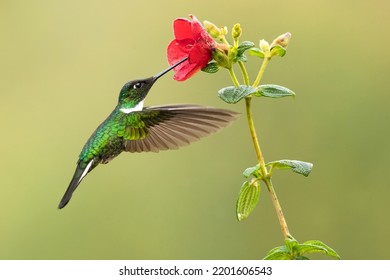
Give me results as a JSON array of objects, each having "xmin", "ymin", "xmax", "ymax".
[{"xmin": 122, "ymin": 105, "xmax": 239, "ymax": 153}]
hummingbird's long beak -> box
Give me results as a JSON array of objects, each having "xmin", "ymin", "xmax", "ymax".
[{"xmin": 152, "ymin": 57, "xmax": 188, "ymax": 82}]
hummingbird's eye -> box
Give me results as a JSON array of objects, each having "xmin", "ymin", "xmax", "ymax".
[{"xmin": 133, "ymin": 82, "xmax": 143, "ymax": 89}]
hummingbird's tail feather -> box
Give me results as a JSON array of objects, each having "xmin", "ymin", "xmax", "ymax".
[
  {"xmin": 124, "ymin": 105, "xmax": 239, "ymax": 153},
  {"xmin": 58, "ymin": 159, "xmax": 95, "ymax": 209}
]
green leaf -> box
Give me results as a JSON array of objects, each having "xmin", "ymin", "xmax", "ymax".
[
  {"xmin": 294, "ymin": 256, "xmax": 310, "ymax": 260},
  {"xmin": 263, "ymin": 246, "xmax": 291, "ymax": 260},
  {"xmin": 234, "ymin": 54, "xmax": 247, "ymax": 63},
  {"xmin": 285, "ymin": 238, "xmax": 298, "ymax": 253},
  {"xmin": 265, "ymin": 239, "xmax": 340, "ymax": 260},
  {"xmin": 234, "ymin": 41, "xmax": 255, "ymax": 63},
  {"xmin": 270, "ymin": 45, "xmax": 287, "ymax": 57},
  {"xmin": 236, "ymin": 179, "xmax": 261, "ymax": 221},
  {"xmin": 218, "ymin": 85, "xmax": 257, "ymax": 104},
  {"xmin": 201, "ymin": 62, "xmax": 219, "ymax": 73},
  {"xmin": 255, "ymin": 84, "xmax": 295, "ymax": 98},
  {"xmin": 238, "ymin": 41, "xmax": 255, "ymax": 55},
  {"xmin": 267, "ymin": 159, "xmax": 313, "ymax": 177},
  {"xmin": 296, "ymin": 240, "xmax": 341, "ymax": 259},
  {"xmin": 248, "ymin": 47, "xmax": 265, "ymax": 58},
  {"xmin": 243, "ymin": 164, "xmax": 260, "ymax": 178}
]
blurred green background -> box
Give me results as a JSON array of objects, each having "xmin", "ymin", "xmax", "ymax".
[{"xmin": 1, "ymin": 0, "xmax": 389, "ymax": 260}]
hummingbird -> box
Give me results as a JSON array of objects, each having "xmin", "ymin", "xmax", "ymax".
[{"xmin": 58, "ymin": 58, "xmax": 238, "ymax": 209}]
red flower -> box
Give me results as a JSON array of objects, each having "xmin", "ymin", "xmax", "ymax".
[{"xmin": 167, "ymin": 15, "xmax": 216, "ymax": 81}]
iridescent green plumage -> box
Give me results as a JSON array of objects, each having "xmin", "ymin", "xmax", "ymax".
[{"xmin": 58, "ymin": 60, "xmax": 239, "ymax": 209}]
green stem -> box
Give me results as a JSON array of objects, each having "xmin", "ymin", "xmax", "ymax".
[
  {"xmin": 238, "ymin": 61, "xmax": 250, "ymax": 86},
  {"xmin": 245, "ymin": 97, "xmax": 267, "ymax": 175},
  {"xmin": 221, "ymin": 37, "xmax": 230, "ymax": 46},
  {"xmin": 228, "ymin": 67, "xmax": 240, "ymax": 87},
  {"xmin": 264, "ymin": 178, "xmax": 291, "ymax": 240},
  {"xmin": 244, "ymin": 54, "xmax": 291, "ymax": 240},
  {"xmin": 252, "ymin": 57, "xmax": 270, "ymax": 87}
]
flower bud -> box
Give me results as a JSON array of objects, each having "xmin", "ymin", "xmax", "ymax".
[
  {"xmin": 259, "ymin": 39, "xmax": 270, "ymax": 53},
  {"xmin": 271, "ymin": 32, "xmax": 292, "ymax": 48},
  {"xmin": 220, "ymin": 26, "xmax": 228, "ymax": 36},
  {"xmin": 203, "ymin": 20, "xmax": 222, "ymax": 39},
  {"xmin": 212, "ymin": 44, "xmax": 231, "ymax": 69},
  {"xmin": 232, "ymin": 23, "xmax": 242, "ymax": 40}
]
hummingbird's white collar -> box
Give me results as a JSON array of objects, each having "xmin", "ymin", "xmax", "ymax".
[{"xmin": 120, "ymin": 101, "xmax": 144, "ymax": 114}]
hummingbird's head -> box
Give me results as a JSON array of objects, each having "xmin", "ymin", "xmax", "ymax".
[
  {"xmin": 118, "ymin": 77, "xmax": 155, "ymax": 112},
  {"xmin": 117, "ymin": 57, "xmax": 188, "ymax": 113}
]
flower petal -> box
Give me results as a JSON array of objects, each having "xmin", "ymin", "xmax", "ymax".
[
  {"xmin": 167, "ymin": 15, "xmax": 217, "ymax": 81},
  {"xmin": 173, "ymin": 18, "xmax": 193, "ymax": 40},
  {"xmin": 173, "ymin": 60, "xmax": 202, "ymax": 81},
  {"xmin": 188, "ymin": 43, "xmax": 211, "ymax": 68},
  {"xmin": 167, "ymin": 40, "xmax": 189, "ymax": 65},
  {"xmin": 189, "ymin": 15, "xmax": 203, "ymax": 41}
]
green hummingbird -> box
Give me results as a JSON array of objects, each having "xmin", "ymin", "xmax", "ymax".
[{"xmin": 58, "ymin": 58, "xmax": 238, "ymax": 209}]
